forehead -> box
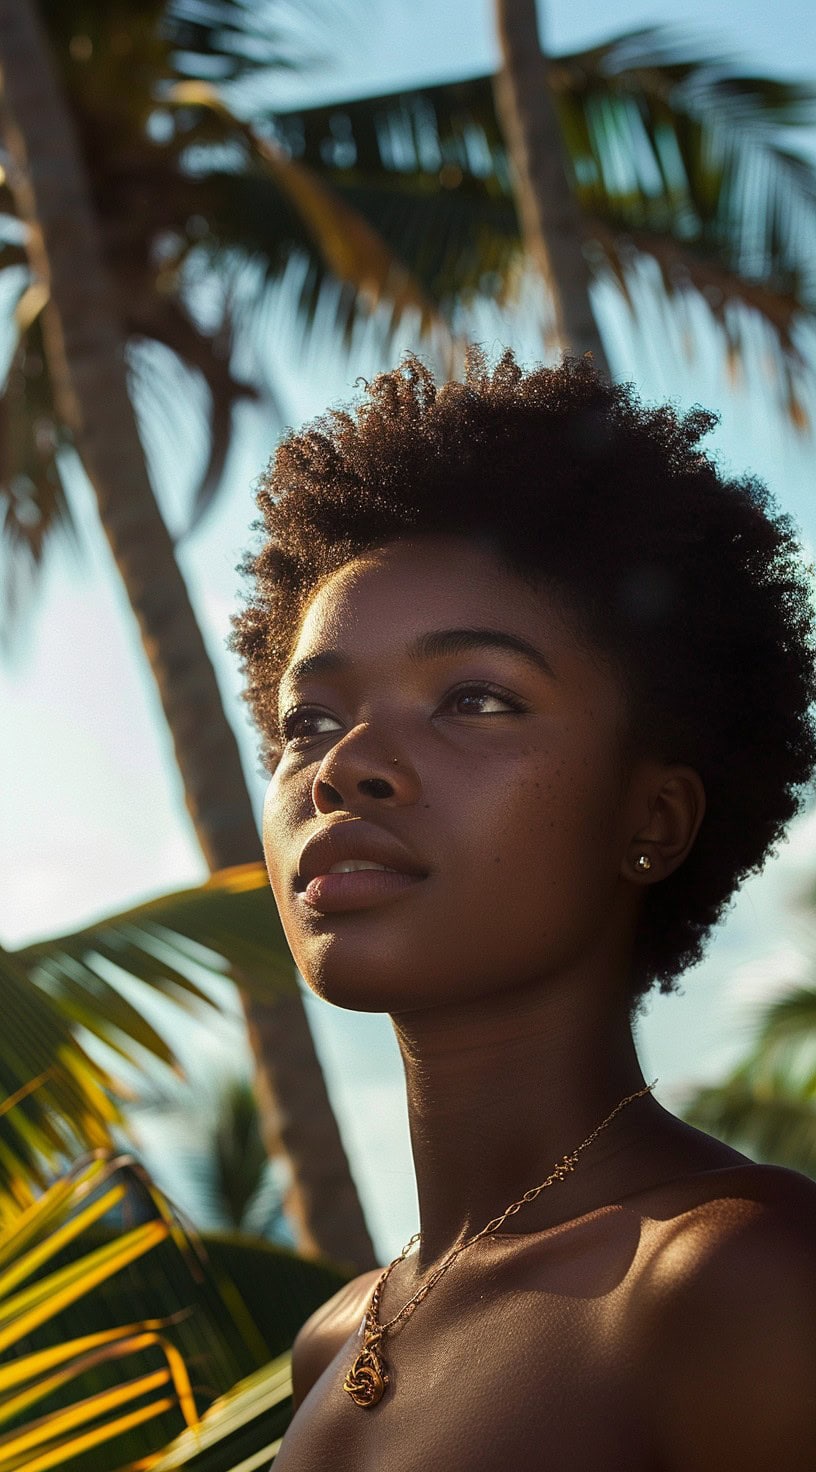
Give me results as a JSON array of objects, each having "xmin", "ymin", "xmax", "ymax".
[
  {"xmin": 280, "ymin": 536, "xmax": 623, "ymax": 705},
  {"xmin": 290, "ymin": 537, "xmax": 561, "ymax": 656}
]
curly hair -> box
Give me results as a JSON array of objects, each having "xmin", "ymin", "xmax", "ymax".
[{"xmin": 231, "ymin": 348, "xmax": 816, "ymax": 1002}]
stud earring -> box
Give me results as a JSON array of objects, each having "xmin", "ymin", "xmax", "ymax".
[{"xmin": 635, "ymin": 854, "xmax": 652, "ymax": 873}]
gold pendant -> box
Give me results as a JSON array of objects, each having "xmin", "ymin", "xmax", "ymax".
[{"xmin": 343, "ymin": 1331, "xmax": 389, "ymax": 1408}]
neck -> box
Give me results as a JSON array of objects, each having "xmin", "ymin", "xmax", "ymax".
[{"xmin": 391, "ymin": 964, "xmax": 659, "ymax": 1271}]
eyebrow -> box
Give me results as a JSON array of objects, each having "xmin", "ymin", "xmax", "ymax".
[{"xmin": 284, "ymin": 627, "xmax": 555, "ymax": 687}]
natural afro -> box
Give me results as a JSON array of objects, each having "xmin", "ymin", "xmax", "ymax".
[{"xmin": 231, "ymin": 348, "xmax": 816, "ymax": 1002}]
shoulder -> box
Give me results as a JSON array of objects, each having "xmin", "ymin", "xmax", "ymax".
[
  {"xmin": 291, "ymin": 1268, "xmax": 381, "ymax": 1410},
  {"xmin": 642, "ymin": 1165, "xmax": 816, "ymax": 1471}
]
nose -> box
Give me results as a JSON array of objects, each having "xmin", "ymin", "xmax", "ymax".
[{"xmin": 311, "ymin": 725, "xmax": 422, "ymax": 813}]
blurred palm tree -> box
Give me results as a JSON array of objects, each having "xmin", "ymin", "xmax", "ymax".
[
  {"xmin": 0, "ymin": 0, "xmax": 439, "ymax": 1270},
  {"xmin": 208, "ymin": 1074, "xmax": 288, "ymax": 1237},
  {"xmin": 134, "ymin": 1070, "xmax": 293, "ymax": 1241},
  {"xmin": 493, "ymin": 0, "xmax": 816, "ymax": 394},
  {"xmin": 682, "ymin": 984, "xmax": 816, "ymax": 1177},
  {"xmin": 274, "ymin": 5, "xmax": 816, "ymax": 418}
]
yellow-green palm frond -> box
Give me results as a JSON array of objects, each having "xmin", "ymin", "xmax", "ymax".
[
  {"xmin": 1, "ymin": 865, "xmax": 293, "ymax": 1218},
  {"xmin": 0, "ymin": 1152, "xmax": 286, "ymax": 1472}
]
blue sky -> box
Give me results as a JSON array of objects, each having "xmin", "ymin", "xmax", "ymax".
[{"xmin": 3, "ymin": 0, "xmax": 816, "ymax": 1255}]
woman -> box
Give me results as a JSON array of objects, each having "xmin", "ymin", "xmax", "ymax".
[{"xmin": 232, "ymin": 350, "xmax": 816, "ymax": 1470}]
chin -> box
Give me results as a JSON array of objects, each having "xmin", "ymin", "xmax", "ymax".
[
  {"xmin": 295, "ymin": 945, "xmax": 417, "ymax": 1013},
  {"xmin": 287, "ymin": 928, "xmax": 430, "ymax": 1012}
]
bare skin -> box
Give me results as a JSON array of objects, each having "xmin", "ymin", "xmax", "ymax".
[{"xmin": 262, "ymin": 536, "xmax": 816, "ymax": 1471}]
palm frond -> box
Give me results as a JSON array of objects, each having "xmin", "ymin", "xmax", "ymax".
[
  {"xmin": 1, "ymin": 865, "xmax": 294, "ymax": 1216},
  {"xmin": 0, "ymin": 1151, "xmax": 350, "ymax": 1471},
  {"xmin": 0, "ymin": 944, "xmax": 117, "ymax": 1221},
  {"xmin": 165, "ymin": 0, "xmax": 371, "ymax": 91},
  {"xmin": 2, "ymin": 4, "xmax": 450, "ymax": 545},
  {"xmin": 554, "ymin": 28, "xmax": 816, "ymax": 381},
  {"xmin": 18, "ymin": 862, "xmax": 295, "ymax": 1054},
  {"xmin": 274, "ymin": 34, "xmax": 816, "ymax": 392},
  {"xmin": 0, "ymin": 299, "xmax": 79, "ymax": 632},
  {"xmin": 683, "ymin": 1070, "xmax": 816, "ymax": 1177},
  {"xmin": 167, "ymin": 0, "xmax": 304, "ymax": 83},
  {"xmin": 168, "ymin": 1072, "xmax": 287, "ymax": 1237},
  {"xmin": 149, "ymin": 1354, "xmax": 293, "ymax": 1471},
  {"xmin": 0, "ymin": 1153, "xmax": 285, "ymax": 1472},
  {"xmin": 269, "ymin": 76, "xmax": 523, "ymax": 311},
  {"xmin": 681, "ymin": 979, "xmax": 816, "ymax": 1177},
  {"xmin": 752, "ymin": 984, "xmax": 816, "ymax": 1056}
]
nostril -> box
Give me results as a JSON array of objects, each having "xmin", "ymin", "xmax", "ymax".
[
  {"xmin": 359, "ymin": 777, "xmax": 394, "ymax": 799},
  {"xmin": 314, "ymin": 779, "xmax": 343, "ymax": 808}
]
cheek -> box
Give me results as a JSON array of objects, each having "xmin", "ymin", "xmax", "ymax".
[
  {"xmin": 261, "ymin": 773, "xmax": 304, "ymax": 895},
  {"xmin": 470, "ymin": 749, "xmax": 625, "ymax": 920}
]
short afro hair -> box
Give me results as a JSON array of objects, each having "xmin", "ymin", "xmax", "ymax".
[{"xmin": 231, "ymin": 348, "xmax": 816, "ymax": 1003}]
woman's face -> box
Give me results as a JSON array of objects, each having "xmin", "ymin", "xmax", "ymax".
[{"xmin": 263, "ymin": 536, "xmax": 648, "ymax": 1013}]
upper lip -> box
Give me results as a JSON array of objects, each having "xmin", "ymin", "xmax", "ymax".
[{"xmin": 296, "ymin": 821, "xmax": 429, "ymax": 889}]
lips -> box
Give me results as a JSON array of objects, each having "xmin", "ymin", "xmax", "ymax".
[{"xmin": 296, "ymin": 821, "xmax": 428, "ymax": 913}]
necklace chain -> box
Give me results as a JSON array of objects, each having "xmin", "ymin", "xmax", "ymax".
[{"xmin": 343, "ymin": 1078, "xmax": 657, "ymax": 1408}]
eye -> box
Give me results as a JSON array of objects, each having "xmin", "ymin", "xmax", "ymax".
[
  {"xmin": 438, "ymin": 682, "xmax": 529, "ymax": 717},
  {"xmin": 280, "ymin": 706, "xmax": 343, "ymax": 745}
]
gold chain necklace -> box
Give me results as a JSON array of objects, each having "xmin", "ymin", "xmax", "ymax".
[{"xmin": 343, "ymin": 1079, "xmax": 656, "ymax": 1407}]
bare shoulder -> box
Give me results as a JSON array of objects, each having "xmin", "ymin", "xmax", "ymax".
[
  {"xmin": 642, "ymin": 1161, "xmax": 816, "ymax": 1326},
  {"xmin": 642, "ymin": 1164, "xmax": 816, "ymax": 1471},
  {"xmin": 291, "ymin": 1268, "xmax": 381, "ymax": 1410}
]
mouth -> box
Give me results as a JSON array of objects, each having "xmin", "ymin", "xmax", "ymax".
[
  {"xmin": 299, "ymin": 865, "xmax": 425, "ymax": 913},
  {"xmin": 295, "ymin": 826, "xmax": 429, "ymax": 914}
]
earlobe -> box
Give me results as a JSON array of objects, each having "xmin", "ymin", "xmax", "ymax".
[{"xmin": 627, "ymin": 765, "xmax": 706, "ymax": 882}]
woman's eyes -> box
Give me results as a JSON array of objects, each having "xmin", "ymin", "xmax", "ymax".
[
  {"xmin": 280, "ymin": 709, "xmax": 343, "ymax": 744},
  {"xmin": 279, "ymin": 683, "xmax": 528, "ymax": 748},
  {"xmin": 438, "ymin": 682, "xmax": 529, "ymax": 717}
]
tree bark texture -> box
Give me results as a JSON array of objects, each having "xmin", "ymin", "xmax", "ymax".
[
  {"xmin": 0, "ymin": 0, "xmax": 375, "ymax": 1270},
  {"xmin": 492, "ymin": 0, "xmax": 610, "ymax": 374}
]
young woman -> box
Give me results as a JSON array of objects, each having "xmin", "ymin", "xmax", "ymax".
[{"xmin": 232, "ymin": 350, "xmax": 816, "ymax": 1470}]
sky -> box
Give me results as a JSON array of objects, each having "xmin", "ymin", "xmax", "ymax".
[{"xmin": 2, "ymin": 0, "xmax": 816, "ymax": 1258}]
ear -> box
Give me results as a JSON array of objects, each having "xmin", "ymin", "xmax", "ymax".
[{"xmin": 624, "ymin": 765, "xmax": 706, "ymax": 884}]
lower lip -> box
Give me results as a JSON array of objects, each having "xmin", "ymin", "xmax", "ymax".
[{"xmin": 300, "ymin": 870, "xmax": 424, "ymax": 912}]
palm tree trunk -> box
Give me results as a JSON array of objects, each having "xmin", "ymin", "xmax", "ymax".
[
  {"xmin": 492, "ymin": 0, "xmax": 610, "ymax": 374},
  {"xmin": 0, "ymin": 0, "xmax": 374, "ymax": 1270}
]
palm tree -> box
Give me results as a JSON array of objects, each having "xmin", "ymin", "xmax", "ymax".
[
  {"xmin": 682, "ymin": 984, "xmax": 816, "ymax": 1177},
  {"xmin": 275, "ymin": 14, "xmax": 816, "ymax": 420},
  {"xmin": 131, "ymin": 1068, "xmax": 292, "ymax": 1241},
  {"xmin": 493, "ymin": 0, "xmax": 609, "ymax": 369},
  {"xmin": 0, "ymin": 0, "xmax": 443, "ymax": 1268}
]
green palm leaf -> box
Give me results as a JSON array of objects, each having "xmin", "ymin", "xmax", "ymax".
[
  {"xmin": 750, "ymin": 984, "xmax": 816, "ymax": 1066},
  {"xmin": 683, "ymin": 1070, "xmax": 816, "ymax": 1176},
  {"xmin": 682, "ymin": 984, "xmax": 816, "ymax": 1177},
  {"xmin": 1, "ymin": 864, "xmax": 294, "ymax": 1217},
  {"xmin": 0, "ymin": 947, "xmax": 116, "ymax": 1221}
]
